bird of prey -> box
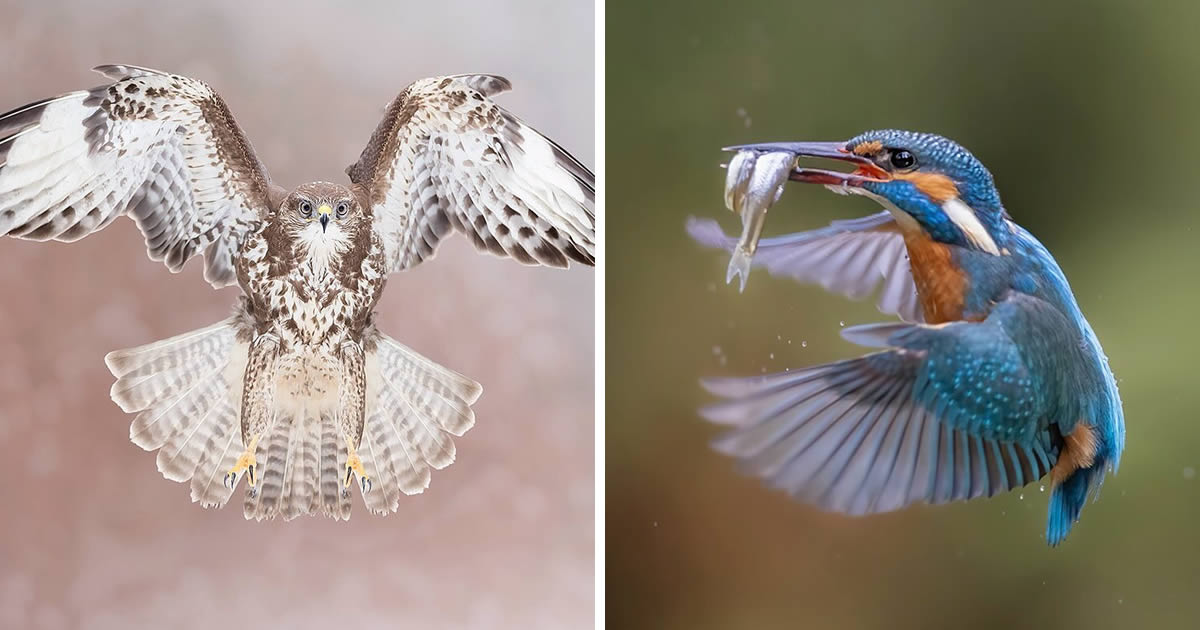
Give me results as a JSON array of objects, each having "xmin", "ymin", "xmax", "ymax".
[{"xmin": 0, "ymin": 64, "xmax": 594, "ymax": 520}]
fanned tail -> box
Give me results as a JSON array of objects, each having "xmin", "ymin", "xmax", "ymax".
[
  {"xmin": 236, "ymin": 330, "xmax": 482, "ymax": 519},
  {"xmin": 353, "ymin": 332, "xmax": 483, "ymax": 515},
  {"xmin": 104, "ymin": 318, "xmax": 247, "ymax": 510},
  {"xmin": 106, "ymin": 320, "xmax": 482, "ymax": 520}
]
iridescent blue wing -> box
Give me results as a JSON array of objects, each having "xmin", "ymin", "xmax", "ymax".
[
  {"xmin": 701, "ymin": 293, "xmax": 1081, "ymax": 514},
  {"xmin": 687, "ymin": 212, "xmax": 923, "ymax": 322}
]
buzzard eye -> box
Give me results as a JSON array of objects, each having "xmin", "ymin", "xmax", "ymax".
[
  {"xmin": 890, "ymin": 150, "xmax": 916, "ymax": 170},
  {"xmin": 299, "ymin": 200, "xmax": 313, "ymax": 217},
  {"xmin": 335, "ymin": 202, "xmax": 348, "ymax": 218}
]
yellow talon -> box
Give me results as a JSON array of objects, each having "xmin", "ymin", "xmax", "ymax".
[
  {"xmin": 344, "ymin": 437, "xmax": 370, "ymax": 493},
  {"xmin": 224, "ymin": 435, "xmax": 260, "ymax": 490}
]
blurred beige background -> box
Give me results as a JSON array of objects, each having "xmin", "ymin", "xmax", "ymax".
[{"xmin": 0, "ymin": 1, "xmax": 593, "ymax": 629}]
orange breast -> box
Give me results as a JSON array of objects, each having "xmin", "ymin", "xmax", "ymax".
[{"xmin": 904, "ymin": 231, "xmax": 968, "ymax": 324}]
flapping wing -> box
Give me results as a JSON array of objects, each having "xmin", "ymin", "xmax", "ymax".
[
  {"xmin": 700, "ymin": 293, "xmax": 1080, "ymax": 515},
  {"xmin": 0, "ymin": 64, "xmax": 276, "ymax": 287},
  {"xmin": 688, "ymin": 212, "xmax": 923, "ymax": 322},
  {"xmin": 346, "ymin": 74, "xmax": 594, "ymax": 271}
]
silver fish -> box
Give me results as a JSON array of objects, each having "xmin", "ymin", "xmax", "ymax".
[{"xmin": 723, "ymin": 150, "xmax": 796, "ymax": 292}]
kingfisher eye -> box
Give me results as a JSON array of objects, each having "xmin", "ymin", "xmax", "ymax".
[
  {"xmin": 890, "ymin": 150, "xmax": 916, "ymax": 170},
  {"xmin": 299, "ymin": 200, "xmax": 313, "ymax": 217},
  {"xmin": 335, "ymin": 202, "xmax": 349, "ymax": 218}
]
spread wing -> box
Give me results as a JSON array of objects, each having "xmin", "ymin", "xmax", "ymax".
[
  {"xmin": 700, "ymin": 293, "xmax": 1081, "ymax": 516},
  {"xmin": 346, "ymin": 74, "xmax": 594, "ymax": 271},
  {"xmin": 687, "ymin": 212, "xmax": 924, "ymax": 322},
  {"xmin": 0, "ymin": 64, "xmax": 276, "ymax": 287}
]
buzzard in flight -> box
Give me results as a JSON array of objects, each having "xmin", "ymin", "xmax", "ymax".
[{"xmin": 0, "ymin": 65, "xmax": 594, "ymax": 519}]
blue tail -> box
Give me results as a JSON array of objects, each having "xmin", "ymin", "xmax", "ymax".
[{"xmin": 1046, "ymin": 470, "xmax": 1094, "ymax": 546}]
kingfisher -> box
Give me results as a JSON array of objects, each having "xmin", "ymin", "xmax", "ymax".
[{"xmin": 687, "ymin": 129, "xmax": 1124, "ymax": 545}]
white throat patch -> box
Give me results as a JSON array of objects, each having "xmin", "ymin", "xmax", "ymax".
[{"xmin": 300, "ymin": 222, "xmax": 348, "ymax": 270}]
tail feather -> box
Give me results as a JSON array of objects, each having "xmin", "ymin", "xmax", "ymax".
[
  {"xmin": 244, "ymin": 422, "xmax": 290, "ymax": 521},
  {"xmin": 108, "ymin": 322, "xmax": 239, "ymax": 452},
  {"xmin": 155, "ymin": 376, "xmax": 228, "ymax": 482},
  {"xmin": 188, "ymin": 398, "xmax": 240, "ymax": 508},
  {"xmin": 278, "ymin": 409, "xmax": 321, "ymax": 520},
  {"xmin": 318, "ymin": 414, "xmax": 353, "ymax": 520},
  {"xmin": 105, "ymin": 319, "xmax": 483, "ymax": 519},
  {"xmin": 355, "ymin": 334, "xmax": 483, "ymax": 499},
  {"xmin": 1047, "ymin": 469, "xmax": 1094, "ymax": 546},
  {"xmin": 360, "ymin": 417, "xmax": 402, "ymax": 514}
]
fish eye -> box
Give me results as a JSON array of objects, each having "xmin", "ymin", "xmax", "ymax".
[
  {"xmin": 299, "ymin": 200, "xmax": 313, "ymax": 217},
  {"xmin": 335, "ymin": 201, "xmax": 349, "ymax": 218},
  {"xmin": 889, "ymin": 149, "xmax": 916, "ymax": 170}
]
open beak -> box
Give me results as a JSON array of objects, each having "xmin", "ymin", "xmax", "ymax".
[{"xmin": 723, "ymin": 141, "xmax": 890, "ymax": 187}]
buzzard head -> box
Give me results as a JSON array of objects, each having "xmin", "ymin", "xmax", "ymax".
[{"xmin": 277, "ymin": 181, "xmax": 371, "ymax": 265}]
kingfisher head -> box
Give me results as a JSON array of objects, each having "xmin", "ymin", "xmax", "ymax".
[{"xmin": 731, "ymin": 130, "xmax": 1006, "ymax": 254}]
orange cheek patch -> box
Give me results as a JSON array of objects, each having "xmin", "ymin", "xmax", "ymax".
[
  {"xmin": 894, "ymin": 172, "xmax": 960, "ymax": 203},
  {"xmin": 903, "ymin": 231, "xmax": 967, "ymax": 324}
]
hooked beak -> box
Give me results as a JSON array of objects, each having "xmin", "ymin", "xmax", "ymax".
[
  {"xmin": 723, "ymin": 141, "xmax": 891, "ymax": 188},
  {"xmin": 317, "ymin": 204, "xmax": 332, "ymax": 232}
]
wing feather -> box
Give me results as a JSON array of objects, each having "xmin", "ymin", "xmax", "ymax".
[
  {"xmin": 0, "ymin": 64, "xmax": 276, "ymax": 287},
  {"xmin": 687, "ymin": 212, "xmax": 924, "ymax": 322},
  {"xmin": 346, "ymin": 74, "xmax": 594, "ymax": 271}
]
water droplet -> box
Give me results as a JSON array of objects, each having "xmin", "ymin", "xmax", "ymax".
[
  {"xmin": 769, "ymin": 353, "xmax": 775, "ymax": 359},
  {"xmin": 839, "ymin": 320, "xmax": 845, "ymax": 327},
  {"xmin": 1018, "ymin": 493, "xmax": 1024, "ymax": 500},
  {"xmin": 1039, "ymin": 484, "xmax": 1045, "ymax": 492},
  {"xmin": 653, "ymin": 521, "xmax": 659, "ymax": 527},
  {"xmin": 1185, "ymin": 467, "xmax": 1196, "ymax": 480},
  {"xmin": 719, "ymin": 356, "xmax": 727, "ymax": 366},
  {"xmin": 801, "ymin": 341, "xmax": 808, "ymax": 348}
]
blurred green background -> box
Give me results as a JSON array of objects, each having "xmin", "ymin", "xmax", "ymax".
[{"xmin": 606, "ymin": 1, "xmax": 1200, "ymax": 628}]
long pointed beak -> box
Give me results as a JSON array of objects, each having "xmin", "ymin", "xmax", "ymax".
[
  {"xmin": 723, "ymin": 141, "xmax": 890, "ymax": 187},
  {"xmin": 319, "ymin": 214, "xmax": 330, "ymax": 231}
]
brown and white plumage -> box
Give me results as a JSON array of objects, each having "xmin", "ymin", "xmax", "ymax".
[
  {"xmin": 3, "ymin": 65, "xmax": 590, "ymax": 519},
  {"xmin": 347, "ymin": 74, "xmax": 594, "ymax": 270},
  {"xmin": 0, "ymin": 64, "xmax": 277, "ymax": 287}
]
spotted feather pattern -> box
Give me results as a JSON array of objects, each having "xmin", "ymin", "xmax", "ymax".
[
  {"xmin": 0, "ymin": 64, "xmax": 274, "ymax": 287},
  {"xmin": 346, "ymin": 74, "xmax": 594, "ymax": 271},
  {"xmin": 699, "ymin": 293, "xmax": 1081, "ymax": 515}
]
